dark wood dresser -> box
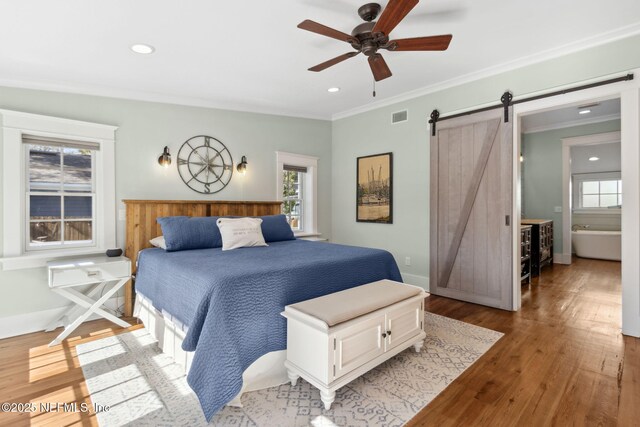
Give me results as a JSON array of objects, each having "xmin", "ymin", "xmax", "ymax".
[
  {"xmin": 520, "ymin": 225, "xmax": 532, "ymax": 284},
  {"xmin": 521, "ymin": 219, "xmax": 553, "ymax": 277}
]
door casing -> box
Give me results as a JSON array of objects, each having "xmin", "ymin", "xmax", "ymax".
[{"xmin": 510, "ymin": 72, "xmax": 640, "ymax": 337}]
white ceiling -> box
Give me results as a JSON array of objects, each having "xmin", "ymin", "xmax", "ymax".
[
  {"xmin": 522, "ymin": 98, "xmax": 621, "ymax": 133},
  {"xmin": 571, "ymin": 142, "xmax": 621, "ymax": 175},
  {"xmin": 1, "ymin": 1, "xmax": 639, "ymax": 120}
]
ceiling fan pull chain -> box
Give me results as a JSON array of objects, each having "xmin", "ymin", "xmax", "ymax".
[{"xmin": 373, "ymin": 79, "xmax": 376, "ymax": 97}]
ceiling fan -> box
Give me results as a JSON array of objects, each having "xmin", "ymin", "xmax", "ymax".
[{"xmin": 298, "ymin": 0, "xmax": 453, "ymax": 82}]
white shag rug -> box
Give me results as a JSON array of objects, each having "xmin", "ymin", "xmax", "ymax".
[{"xmin": 77, "ymin": 313, "xmax": 502, "ymax": 426}]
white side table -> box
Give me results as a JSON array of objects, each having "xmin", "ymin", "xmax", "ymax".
[{"xmin": 46, "ymin": 255, "xmax": 131, "ymax": 346}]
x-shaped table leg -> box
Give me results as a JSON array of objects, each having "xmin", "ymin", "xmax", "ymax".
[
  {"xmin": 45, "ymin": 282, "xmax": 104, "ymax": 332},
  {"xmin": 48, "ymin": 277, "xmax": 130, "ymax": 347}
]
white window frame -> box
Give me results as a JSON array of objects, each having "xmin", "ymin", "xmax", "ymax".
[
  {"xmin": 572, "ymin": 172, "xmax": 622, "ymax": 213},
  {"xmin": 276, "ymin": 151, "xmax": 318, "ymax": 236},
  {"xmin": 1, "ymin": 110, "xmax": 117, "ymax": 270}
]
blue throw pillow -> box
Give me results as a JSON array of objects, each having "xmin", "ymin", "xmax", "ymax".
[
  {"xmin": 157, "ymin": 216, "xmax": 222, "ymax": 252},
  {"xmin": 260, "ymin": 214, "xmax": 296, "ymax": 242}
]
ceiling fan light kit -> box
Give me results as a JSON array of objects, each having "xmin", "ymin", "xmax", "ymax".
[{"xmin": 298, "ymin": 0, "xmax": 452, "ymax": 83}]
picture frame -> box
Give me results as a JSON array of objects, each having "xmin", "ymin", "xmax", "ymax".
[{"xmin": 356, "ymin": 152, "xmax": 393, "ymax": 223}]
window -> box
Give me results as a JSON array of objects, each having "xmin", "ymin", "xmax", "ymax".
[
  {"xmin": 276, "ymin": 151, "xmax": 318, "ymax": 235},
  {"xmin": 1, "ymin": 109, "xmax": 117, "ymax": 270},
  {"xmin": 25, "ymin": 136, "xmax": 98, "ymax": 250},
  {"xmin": 282, "ymin": 166, "xmax": 305, "ymax": 231},
  {"xmin": 579, "ymin": 179, "xmax": 622, "ymax": 208},
  {"xmin": 573, "ymin": 172, "xmax": 622, "ymax": 211}
]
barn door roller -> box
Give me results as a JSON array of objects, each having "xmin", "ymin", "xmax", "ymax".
[
  {"xmin": 501, "ymin": 91, "xmax": 513, "ymax": 123},
  {"xmin": 429, "ymin": 109, "xmax": 440, "ymax": 136}
]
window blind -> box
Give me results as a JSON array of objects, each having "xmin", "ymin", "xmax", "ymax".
[
  {"xmin": 284, "ymin": 164, "xmax": 307, "ymax": 173},
  {"xmin": 22, "ymin": 134, "xmax": 100, "ymax": 151}
]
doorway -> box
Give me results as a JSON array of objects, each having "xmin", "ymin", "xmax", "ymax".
[
  {"xmin": 511, "ymin": 72, "xmax": 640, "ymax": 337},
  {"xmin": 517, "ymin": 99, "xmax": 621, "ymax": 307},
  {"xmin": 562, "ymin": 129, "xmax": 621, "ymax": 261}
]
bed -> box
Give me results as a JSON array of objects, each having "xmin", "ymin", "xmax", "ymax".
[{"xmin": 124, "ymin": 200, "xmax": 403, "ymax": 421}]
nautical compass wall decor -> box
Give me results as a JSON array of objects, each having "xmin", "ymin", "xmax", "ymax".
[{"xmin": 177, "ymin": 135, "xmax": 234, "ymax": 194}]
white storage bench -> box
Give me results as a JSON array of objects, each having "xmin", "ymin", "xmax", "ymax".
[{"xmin": 282, "ymin": 279, "xmax": 428, "ymax": 409}]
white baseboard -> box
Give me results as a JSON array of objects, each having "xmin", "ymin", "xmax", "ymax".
[
  {"xmin": 554, "ymin": 253, "xmax": 572, "ymax": 264},
  {"xmin": 401, "ymin": 272, "xmax": 429, "ymax": 291},
  {"xmin": 0, "ymin": 296, "xmax": 122, "ymax": 340}
]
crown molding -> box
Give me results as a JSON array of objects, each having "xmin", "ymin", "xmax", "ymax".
[
  {"xmin": 0, "ymin": 78, "xmax": 330, "ymax": 122},
  {"xmin": 522, "ymin": 113, "xmax": 621, "ymax": 134},
  {"xmin": 332, "ymin": 22, "xmax": 640, "ymax": 121}
]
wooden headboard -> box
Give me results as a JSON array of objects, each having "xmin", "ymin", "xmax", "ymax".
[{"xmin": 122, "ymin": 199, "xmax": 283, "ymax": 316}]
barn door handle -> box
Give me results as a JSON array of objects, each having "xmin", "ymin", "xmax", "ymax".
[{"xmin": 505, "ymin": 215, "xmax": 511, "ymax": 226}]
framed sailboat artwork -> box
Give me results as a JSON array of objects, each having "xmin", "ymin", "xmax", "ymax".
[{"xmin": 356, "ymin": 152, "xmax": 393, "ymax": 224}]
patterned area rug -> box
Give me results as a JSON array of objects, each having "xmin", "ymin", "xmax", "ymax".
[{"xmin": 77, "ymin": 313, "xmax": 502, "ymax": 426}]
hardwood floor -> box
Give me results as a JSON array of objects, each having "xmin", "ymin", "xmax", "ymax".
[
  {"xmin": 0, "ymin": 318, "xmax": 142, "ymax": 426},
  {"xmin": 409, "ymin": 257, "xmax": 637, "ymax": 427},
  {"xmin": 0, "ymin": 257, "xmax": 637, "ymax": 426}
]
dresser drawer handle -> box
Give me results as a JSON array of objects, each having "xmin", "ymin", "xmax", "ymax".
[{"xmin": 86, "ymin": 270, "xmax": 100, "ymax": 277}]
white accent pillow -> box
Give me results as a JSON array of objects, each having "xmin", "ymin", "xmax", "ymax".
[
  {"xmin": 217, "ymin": 217, "xmax": 268, "ymax": 251},
  {"xmin": 149, "ymin": 236, "xmax": 167, "ymax": 250}
]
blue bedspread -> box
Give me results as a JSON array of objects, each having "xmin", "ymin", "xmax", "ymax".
[{"xmin": 134, "ymin": 239, "xmax": 402, "ymax": 420}]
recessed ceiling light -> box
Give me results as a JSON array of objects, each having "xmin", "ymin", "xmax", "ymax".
[
  {"xmin": 327, "ymin": 87, "xmax": 340, "ymax": 93},
  {"xmin": 589, "ymin": 156, "xmax": 600, "ymax": 161},
  {"xmin": 130, "ymin": 44, "xmax": 155, "ymax": 54},
  {"xmin": 578, "ymin": 109, "xmax": 591, "ymax": 115}
]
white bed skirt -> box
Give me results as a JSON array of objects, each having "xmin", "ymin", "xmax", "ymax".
[{"xmin": 133, "ymin": 293, "xmax": 289, "ymax": 406}]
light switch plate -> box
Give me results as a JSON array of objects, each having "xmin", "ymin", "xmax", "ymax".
[{"xmin": 554, "ymin": 206, "xmax": 562, "ymax": 213}]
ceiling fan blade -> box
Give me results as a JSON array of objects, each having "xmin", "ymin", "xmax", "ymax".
[
  {"xmin": 309, "ymin": 52, "xmax": 359, "ymax": 72},
  {"xmin": 368, "ymin": 54, "xmax": 392, "ymax": 82},
  {"xmin": 372, "ymin": 0, "xmax": 419, "ymax": 36},
  {"xmin": 389, "ymin": 35, "xmax": 453, "ymax": 51},
  {"xmin": 297, "ymin": 19, "xmax": 354, "ymax": 43}
]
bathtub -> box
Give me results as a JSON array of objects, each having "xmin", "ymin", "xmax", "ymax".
[{"xmin": 572, "ymin": 230, "xmax": 621, "ymax": 261}]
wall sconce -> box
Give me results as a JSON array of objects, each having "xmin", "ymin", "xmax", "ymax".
[
  {"xmin": 236, "ymin": 155, "xmax": 248, "ymax": 175},
  {"xmin": 158, "ymin": 146, "xmax": 171, "ymax": 167}
]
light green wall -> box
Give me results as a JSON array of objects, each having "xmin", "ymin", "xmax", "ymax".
[
  {"xmin": 332, "ymin": 34, "xmax": 640, "ymax": 287},
  {"xmin": 521, "ymin": 120, "xmax": 621, "ymax": 254},
  {"xmin": 0, "ymin": 88, "xmax": 332, "ymax": 317}
]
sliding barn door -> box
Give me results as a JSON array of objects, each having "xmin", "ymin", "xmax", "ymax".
[{"xmin": 430, "ymin": 108, "xmax": 513, "ymax": 310}]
